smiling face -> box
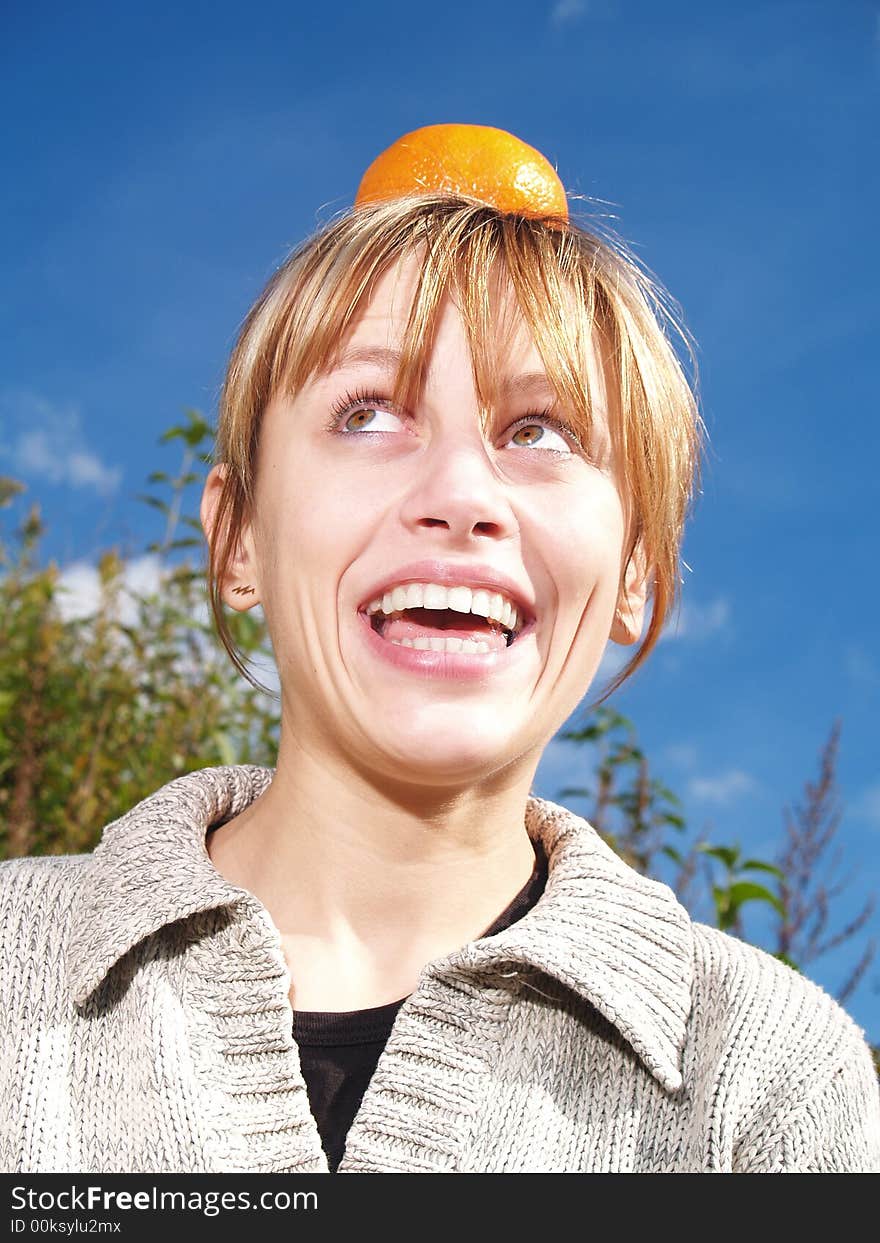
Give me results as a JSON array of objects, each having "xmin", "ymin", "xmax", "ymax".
[{"xmin": 203, "ymin": 252, "xmax": 647, "ymax": 794}]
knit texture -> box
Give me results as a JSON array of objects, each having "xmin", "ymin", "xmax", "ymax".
[{"xmin": 1, "ymin": 764, "xmax": 877, "ymax": 1173}]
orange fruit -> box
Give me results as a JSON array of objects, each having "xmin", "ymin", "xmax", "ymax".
[{"xmin": 354, "ymin": 123, "xmax": 568, "ymax": 221}]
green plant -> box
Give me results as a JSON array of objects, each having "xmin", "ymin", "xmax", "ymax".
[
  {"xmin": 554, "ymin": 704, "xmax": 876, "ymax": 1030},
  {"xmin": 0, "ymin": 412, "xmax": 279, "ymax": 859}
]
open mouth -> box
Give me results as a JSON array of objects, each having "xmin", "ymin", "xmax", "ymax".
[{"xmin": 362, "ymin": 605, "xmax": 534, "ymax": 652}]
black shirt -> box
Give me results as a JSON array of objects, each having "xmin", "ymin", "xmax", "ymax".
[{"xmin": 292, "ymin": 838, "xmax": 549, "ymax": 1172}]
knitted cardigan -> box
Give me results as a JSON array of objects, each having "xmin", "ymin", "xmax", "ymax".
[{"xmin": 1, "ymin": 765, "xmax": 878, "ymax": 1174}]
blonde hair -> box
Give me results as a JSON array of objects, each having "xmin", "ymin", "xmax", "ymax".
[{"xmin": 208, "ymin": 194, "xmax": 705, "ymax": 705}]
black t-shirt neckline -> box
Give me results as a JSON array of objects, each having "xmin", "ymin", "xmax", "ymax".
[
  {"xmin": 291, "ymin": 834, "xmax": 549, "ymax": 1172},
  {"xmin": 292, "ymin": 835, "xmax": 548, "ymax": 1047}
]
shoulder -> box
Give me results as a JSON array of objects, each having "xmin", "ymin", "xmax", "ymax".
[
  {"xmin": 0, "ymin": 852, "xmax": 93, "ymax": 962},
  {"xmin": 0, "ymin": 854, "xmax": 95, "ymax": 1050},
  {"xmin": 0, "ymin": 851, "xmax": 92, "ymax": 924},
  {"xmin": 688, "ymin": 918, "xmax": 868, "ymax": 1063},
  {"xmin": 688, "ymin": 921, "xmax": 880, "ymax": 1171}
]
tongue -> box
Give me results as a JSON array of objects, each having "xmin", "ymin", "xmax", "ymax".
[{"xmin": 380, "ymin": 608, "xmax": 506, "ymax": 651}]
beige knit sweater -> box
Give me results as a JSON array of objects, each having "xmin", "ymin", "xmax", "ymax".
[{"xmin": 1, "ymin": 765, "xmax": 877, "ymax": 1173}]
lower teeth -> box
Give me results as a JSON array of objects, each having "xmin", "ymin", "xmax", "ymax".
[{"xmin": 389, "ymin": 636, "xmax": 494, "ymax": 654}]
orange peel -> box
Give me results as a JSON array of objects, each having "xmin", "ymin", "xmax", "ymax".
[{"xmin": 354, "ymin": 123, "xmax": 568, "ymax": 222}]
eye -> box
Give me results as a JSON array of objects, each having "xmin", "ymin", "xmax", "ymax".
[
  {"xmin": 326, "ymin": 389, "xmax": 405, "ymax": 435},
  {"xmin": 338, "ymin": 405, "xmax": 402, "ymax": 434},
  {"xmin": 506, "ymin": 413, "xmax": 582, "ymax": 456},
  {"xmin": 326, "ymin": 388, "xmax": 584, "ymax": 459}
]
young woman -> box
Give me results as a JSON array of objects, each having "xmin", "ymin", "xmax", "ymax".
[{"xmin": 1, "ymin": 131, "xmax": 878, "ymax": 1173}]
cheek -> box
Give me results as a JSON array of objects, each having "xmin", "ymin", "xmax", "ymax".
[
  {"xmin": 260, "ymin": 468, "xmax": 349, "ymax": 564},
  {"xmin": 255, "ymin": 469, "xmax": 373, "ymax": 633},
  {"xmin": 540, "ymin": 483, "xmax": 626, "ymax": 610}
]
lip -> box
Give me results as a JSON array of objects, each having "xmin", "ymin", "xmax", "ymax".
[
  {"xmin": 357, "ymin": 558, "xmax": 537, "ymax": 625},
  {"xmin": 356, "ymin": 607, "xmax": 538, "ymax": 681}
]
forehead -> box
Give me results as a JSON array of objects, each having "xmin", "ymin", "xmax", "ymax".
[
  {"xmin": 321, "ymin": 249, "xmax": 606, "ymax": 410},
  {"xmin": 334, "ymin": 252, "xmax": 539, "ymax": 353}
]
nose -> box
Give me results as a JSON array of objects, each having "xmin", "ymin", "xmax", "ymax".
[{"xmin": 397, "ymin": 429, "xmax": 518, "ymax": 542}]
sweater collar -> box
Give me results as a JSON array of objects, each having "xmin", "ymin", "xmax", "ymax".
[{"xmin": 67, "ymin": 764, "xmax": 694, "ymax": 1093}]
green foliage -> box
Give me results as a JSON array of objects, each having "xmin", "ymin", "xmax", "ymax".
[
  {"xmin": 554, "ymin": 703, "xmax": 874, "ymax": 1018},
  {"xmin": 556, "ymin": 706, "xmax": 795, "ymax": 944},
  {"xmin": 558, "ymin": 708, "xmax": 687, "ymax": 874},
  {"xmin": 0, "ymin": 412, "xmax": 278, "ymax": 859},
  {"xmin": 695, "ymin": 843, "xmax": 785, "ymax": 930},
  {"xmin": 558, "ymin": 705, "xmax": 795, "ymax": 948}
]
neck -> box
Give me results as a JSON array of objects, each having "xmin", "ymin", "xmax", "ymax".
[{"xmin": 206, "ymin": 729, "xmax": 540, "ymax": 1010}]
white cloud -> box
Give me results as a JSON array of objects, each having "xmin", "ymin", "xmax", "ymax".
[
  {"xmin": 551, "ymin": 0, "xmax": 586, "ymax": 23},
  {"xmin": 663, "ymin": 742, "xmax": 700, "ymax": 771},
  {"xmin": 0, "ymin": 391, "xmax": 121, "ymax": 497},
  {"xmin": 53, "ymin": 556, "xmax": 281, "ymax": 698},
  {"xmin": 661, "ymin": 596, "xmax": 730, "ymax": 643},
  {"xmin": 845, "ymin": 644, "xmax": 879, "ymax": 685},
  {"xmin": 550, "ymin": 0, "xmax": 617, "ymax": 24},
  {"xmin": 851, "ymin": 783, "xmax": 880, "ymax": 829},
  {"xmin": 687, "ymin": 769, "xmax": 758, "ymax": 806},
  {"xmin": 54, "ymin": 555, "xmax": 164, "ymax": 624}
]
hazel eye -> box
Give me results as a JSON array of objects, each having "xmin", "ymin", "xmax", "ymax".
[
  {"xmin": 508, "ymin": 421, "xmax": 572, "ymax": 453},
  {"xmin": 338, "ymin": 405, "xmax": 403, "ymax": 433},
  {"xmin": 506, "ymin": 413, "xmax": 582, "ymax": 456}
]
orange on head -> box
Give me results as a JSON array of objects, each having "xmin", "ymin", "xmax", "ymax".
[{"xmin": 354, "ymin": 123, "xmax": 568, "ymax": 222}]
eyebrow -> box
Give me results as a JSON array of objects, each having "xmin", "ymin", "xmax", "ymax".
[
  {"xmin": 496, "ymin": 371, "xmax": 556, "ymax": 399},
  {"xmin": 320, "ymin": 346, "xmax": 403, "ymax": 374},
  {"xmin": 320, "ymin": 347, "xmax": 556, "ymax": 400}
]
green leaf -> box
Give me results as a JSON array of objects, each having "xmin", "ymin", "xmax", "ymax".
[
  {"xmin": 0, "ymin": 477, "xmax": 26, "ymax": 508},
  {"xmin": 740, "ymin": 859, "xmax": 785, "ymax": 879},
  {"xmin": 212, "ymin": 730, "xmax": 238, "ymax": 768},
  {"xmin": 725, "ymin": 881, "xmax": 785, "ymax": 919},
  {"xmin": 135, "ymin": 494, "xmax": 170, "ymax": 515},
  {"xmin": 164, "ymin": 538, "xmax": 202, "ymax": 551},
  {"xmin": 661, "ymin": 845, "xmax": 684, "ymax": 865},
  {"xmin": 598, "ymin": 707, "xmax": 634, "ymax": 734},
  {"xmin": 711, "ymin": 885, "xmax": 732, "ymax": 929},
  {"xmin": 698, "ymin": 844, "xmax": 740, "ymax": 870},
  {"xmin": 558, "ymin": 725, "xmax": 603, "ymax": 743},
  {"xmin": 653, "ymin": 782, "xmax": 682, "ymax": 806},
  {"xmin": 179, "ymin": 410, "xmax": 213, "ymax": 446}
]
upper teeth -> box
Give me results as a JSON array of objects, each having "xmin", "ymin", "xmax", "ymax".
[{"xmin": 365, "ymin": 582, "xmax": 520, "ymax": 632}]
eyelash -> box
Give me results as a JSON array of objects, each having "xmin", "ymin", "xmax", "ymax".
[{"xmin": 325, "ymin": 387, "xmax": 585, "ymax": 457}]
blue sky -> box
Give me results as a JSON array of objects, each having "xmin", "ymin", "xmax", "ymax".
[{"xmin": 2, "ymin": 0, "xmax": 878, "ymax": 1036}]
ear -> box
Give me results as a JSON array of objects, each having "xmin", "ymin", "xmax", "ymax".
[
  {"xmin": 609, "ymin": 537, "xmax": 650, "ymax": 646},
  {"xmin": 200, "ymin": 463, "xmax": 261, "ymax": 611}
]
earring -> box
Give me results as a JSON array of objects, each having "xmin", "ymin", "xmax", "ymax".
[{"xmin": 232, "ymin": 585, "xmax": 256, "ymax": 597}]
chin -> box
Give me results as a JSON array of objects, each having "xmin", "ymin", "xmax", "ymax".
[{"xmin": 374, "ymin": 727, "xmax": 523, "ymax": 786}]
